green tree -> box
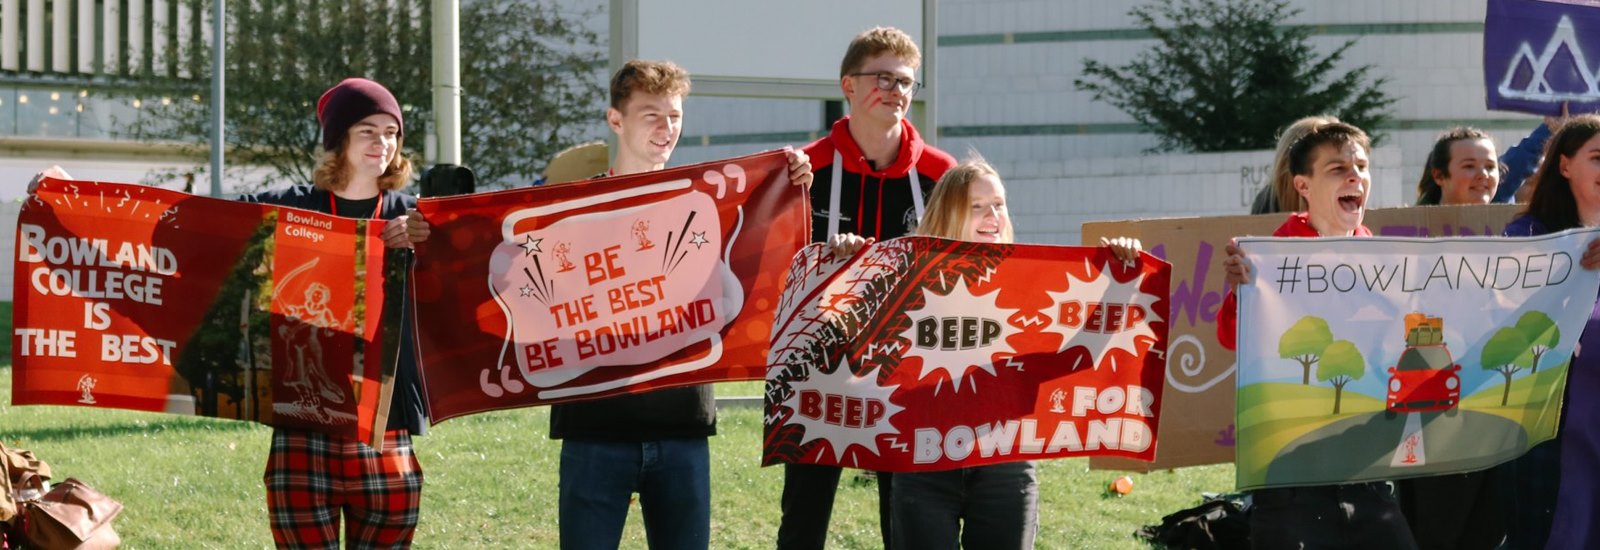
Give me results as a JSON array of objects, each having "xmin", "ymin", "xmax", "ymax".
[
  {"xmin": 1482, "ymin": 327, "xmax": 1533, "ymax": 406},
  {"xmin": 1317, "ymin": 339, "xmax": 1364, "ymax": 415},
  {"xmin": 1279, "ymin": 315, "xmax": 1333, "ymax": 385},
  {"xmin": 121, "ymin": 0, "xmax": 603, "ymax": 190},
  {"xmin": 1515, "ymin": 311, "xmax": 1560, "ymax": 374},
  {"xmin": 1074, "ymin": 0, "xmax": 1394, "ymax": 152}
]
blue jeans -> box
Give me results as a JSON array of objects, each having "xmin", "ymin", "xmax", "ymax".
[{"xmin": 558, "ymin": 438, "xmax": 710, "ymax": 550}]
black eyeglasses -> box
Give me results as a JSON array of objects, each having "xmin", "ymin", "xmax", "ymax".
[{"xmin": 848, "ymin": 71, "xmax": 922, "ymax": 93}]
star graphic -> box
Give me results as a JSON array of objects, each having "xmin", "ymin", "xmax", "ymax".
[
  {"xmin": 519, "ymin": 235, "xmax": 543, "ymax": 257},
  {"xmin": 689, "ymin": 231, "xmax": 709, "ymax": 249},
  {"xmin": 519, "ymin": 285, "xmax": 534, "ymax": 297}
]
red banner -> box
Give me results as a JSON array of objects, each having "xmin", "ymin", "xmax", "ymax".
[
  {"xmin": 12, "ymin": 178, "xmax": 400, "ymax": 445},
  {"xmin": 763, "ymin": 238, "xmax": 1171, "ymax": 471},
  {"xmin": 412, "ymin": 150, "xmax": 809, "ymax": 421}
]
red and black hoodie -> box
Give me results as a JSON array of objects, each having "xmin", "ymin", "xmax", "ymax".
[{"xmin": 803, "ymin": 116, "xmax": 957, "ymax": 243}]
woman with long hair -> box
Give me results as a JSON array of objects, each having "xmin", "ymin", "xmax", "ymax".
[
  {"xmin": 1501, "ymin": 114, "xmax": 1600, "ymax": 549},
  {"xmin": 826, "ymin": 155, "xmax": 1137, "ymax": 549}
]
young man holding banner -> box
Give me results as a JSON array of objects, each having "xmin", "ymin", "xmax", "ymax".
[
  {"xmin": 779, "ymin": 26, "xmax": 957, "ymax": 550},
  {"xmin": 29, "ymin": 77, "xmax": 432, "ymax": 548},
  {"xmin": 547, "ymin": 59, "xmax": 814, "ymax": 549},
  {"xmin": 1218, "ymin": 121, "xmax": 1420, "ymax": 550}
]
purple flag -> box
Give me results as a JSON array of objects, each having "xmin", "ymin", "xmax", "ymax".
[{"xmin": 1484, "ymin": 0, "xmax": 1600, "ymax": 115}]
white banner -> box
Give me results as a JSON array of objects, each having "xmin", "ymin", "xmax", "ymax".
[{"xmin": 1234, "ymin": 228, "xmax": 1600, "ymax": 490}]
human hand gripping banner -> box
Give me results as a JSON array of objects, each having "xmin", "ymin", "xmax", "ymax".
[
  {"xmin": 1234, "ymin": 229, "xmax": 1600, "ymax": 490},
  {"xmin": 1084, "ymin": 205, "xmax": 1520, "ymax": 473},
  {"xmin": 411, "ymin": 150, "xmax": 808, "ymax": 420},
  {"xmin": 1484, "ymin": 0, "xmax": 1600, "ymax": 115},
  {"xmin": 763, "ymin": 237, "xmax": 1171, "ymax": 472},
  {"xmin": 12, "ymin": 178, "xmax": 403, "ymax": 445}
]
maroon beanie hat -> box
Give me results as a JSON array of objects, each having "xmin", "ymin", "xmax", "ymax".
[{"xmin": 316, "ymin": 78, "xmax": 404, "ymax": 152}]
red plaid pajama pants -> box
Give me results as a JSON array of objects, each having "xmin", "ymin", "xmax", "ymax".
[{"xmin": 264, "ymin": 428, "xmax": 423, "ymax": 549}]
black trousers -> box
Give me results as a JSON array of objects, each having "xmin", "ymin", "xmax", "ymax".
[
  {"xmin": 889, "ymin": 462, "xmax": 1038, "ymax": 550},
  {"xmin": 776, "ymin": 463, "xmax": 892, "ymax": 550},
  {"xmin": 1250, "ymin": 483, "xmax": 1418, "ymax": 550},
  {"xmin": 1395, "ymin": 469, "xmax": 1505, "ymax": 550}
]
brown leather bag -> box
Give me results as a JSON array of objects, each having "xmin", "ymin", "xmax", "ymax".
[
  {"xmin": 20, "ymin": 478, "xmax": 122, "ymax": 550},
  {"xmin": 1, "ymin": 442, "xmax": 53, "ymax": 523}
]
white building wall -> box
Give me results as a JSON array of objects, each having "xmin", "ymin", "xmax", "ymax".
[
  {"xmin": 1001, "ymin": 146, "xmax": 1406, "ymax": 247},
  {"xmin": 1, "ymin": 201, "xmax": 15, "ymax": 301},
  {"xmin": 0, "ymin": 155, "xmax": 281, "ymax": 203},
  {"xmin": 669, "ymin": 0, "xmax": 1543, "ymax": 227},
  {"xmin": 0, "ymin": 0, "xmax": 1559, "ymax": 302}
]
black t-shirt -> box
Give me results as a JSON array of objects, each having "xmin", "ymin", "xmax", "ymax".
[
  {"xmin": 332, "ymin": 195, "xmax": 381, "ymax": 219},
  {"xmin": 548, "ymin": 385, "xmax": 717, "ymax": 441}
]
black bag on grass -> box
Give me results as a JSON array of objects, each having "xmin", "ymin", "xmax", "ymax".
[{"xmin": 1136, "ymin": 494, "xmax": 1250, "ymax": 550}]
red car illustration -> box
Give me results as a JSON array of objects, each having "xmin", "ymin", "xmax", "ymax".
[{"xmin": 1385, "ymin": 313, "xmax": 1462, "ymax": 417}]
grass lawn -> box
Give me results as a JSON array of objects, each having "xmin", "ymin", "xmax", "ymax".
[
  {"xmin": 1462, "ymin": 364, "xmax": 1569, "ymax": 439},
  {"xmin": 1236, "ymin": 382, "xmax": 1385, "ymax": 485},
  {"xmin": 0, "ymin": 301, "xmax": 10, "ymax": 360},
  {"xmin": 1, "ymin": 302, "xmax": 1234, "ymax": 548}
]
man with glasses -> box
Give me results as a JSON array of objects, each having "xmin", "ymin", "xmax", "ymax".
[{"xmin": 778, "ymin": 25, "xmax": 956, "ymax": 550}]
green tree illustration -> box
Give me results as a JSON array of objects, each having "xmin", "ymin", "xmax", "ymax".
[
  {"xmin": 1515, "ymin": 311, "xmax": 1560, "ymax": 374},
  {"xmin": 1482, "ymin": 327, "xmax": 1533, "ymax": 406},
  {"xmin": 1317, "ymin": 339, "xmax": 1365, "ymax": 414},
  {"xmin": 1279, "ymin": 315, "xmax": 1333, "ymax": 385}
]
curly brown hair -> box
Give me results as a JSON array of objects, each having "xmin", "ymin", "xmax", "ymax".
[
  {"xmin": 609, "ymin": 59, "xmax": 691, "ymax": 110},
  {"xmin": 311, "ymin": 137, "xmax": 414, "ymax": 193}
]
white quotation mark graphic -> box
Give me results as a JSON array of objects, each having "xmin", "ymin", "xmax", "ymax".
[{"xmin": 703, "ymin": 164, "xmax": 747, "ymax": 199}]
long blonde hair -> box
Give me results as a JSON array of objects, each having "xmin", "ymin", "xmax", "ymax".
[{"xmin": 916, "ymin": 156, "xmax": 1013, "ymax": 243}]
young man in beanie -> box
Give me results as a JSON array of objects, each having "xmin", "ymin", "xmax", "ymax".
[
  {"xmin": 778, "ymin": 26, "xmax": 956, "ymax": 550},
  {"xmin": 546, "ymin": 59, "xmax": 813, "ymax": 549},
  {"xmin": 28, "ymin": 77, "xmax": 431, "ymax": 548},
  {"xmin": 245, "ymin": 76, "xmax": 431, "ymax": 550}
]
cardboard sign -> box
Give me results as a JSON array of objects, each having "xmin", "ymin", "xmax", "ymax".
[
  {"xmin": 1085, "ymin": 204, "xmax": 1521, "ymax": 471},
  {"xmin": 763, "ymin": 237, "xmax": 1171, "ymax": 471},
  {"xmin": 1235, "ymin": 229, "xmax": 1600, "ymax": 489},
  {"xmin": 412, "ymin": 150, "xmax": 809, "ymax": 421},
  {"xmin": 12, "ymin": 178, "xmax": 401, "ymax": 445}
]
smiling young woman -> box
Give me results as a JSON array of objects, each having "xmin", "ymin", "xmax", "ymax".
[
  {"xmin": 1415, "ymin": 128, "xmax": 1501, "ymax": 206},
  {"xmin": 1500, "ymin": 114, "xmax": 1600, "ymax": 550}
]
